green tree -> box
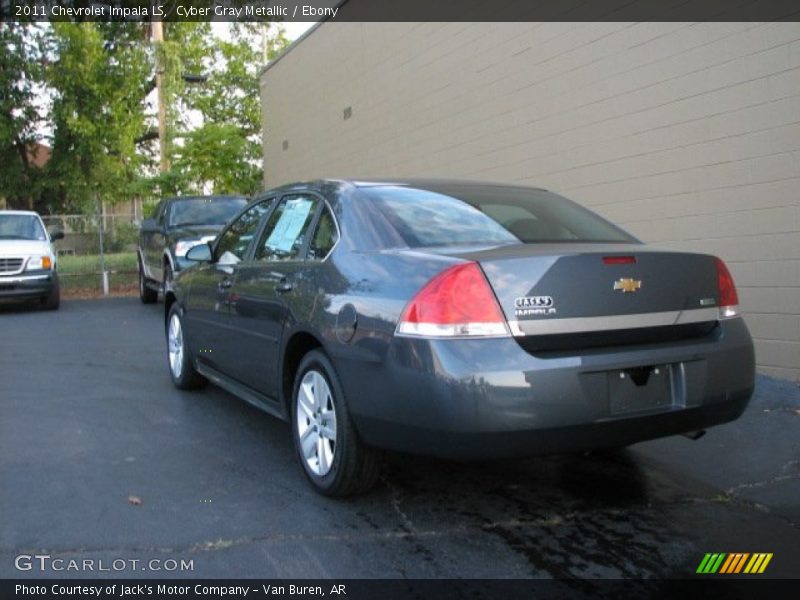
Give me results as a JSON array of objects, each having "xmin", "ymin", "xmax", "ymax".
[
  {"xmin": 45, "ymin": 23, "xmax": 150, "ymax": 212},
  {"xmin": 155, "ymin": 22, "xmax": 214, "ymax": 177},
  {"xmin": 0, "ymin": 23, "xmax": 49, "ymax": 210},
  {"xmin": 2, "ymin": 21, "xmax": 289, "ymax": 212},
  {"xmin": 165, "ymin": 23, "xmax": 289, "ymax": 196}
]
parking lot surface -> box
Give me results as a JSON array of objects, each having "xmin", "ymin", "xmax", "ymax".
[{"xmin": 1, "ymin": 298, "xmax": 798, "ymax": 579}]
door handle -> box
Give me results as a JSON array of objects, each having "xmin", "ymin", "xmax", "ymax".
[
  {"xmin": 276, "ymin": 279, "xmax": 293, "ymax": 293},
  {"xmin": 218, "ymin": 279, "xmax": 233, "ymax": 291}
]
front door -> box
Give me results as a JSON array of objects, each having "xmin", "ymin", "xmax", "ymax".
[
  {"xmin": 182, "ymin": 261, "xmax": 235, "ymax": 371},
  {"xmin": 183, "ymin": 199, "xmax": 272, "ymax": 374},
  {"xmin": 226, "ymin": 193, "xmax": 323, "ymax": 397}
]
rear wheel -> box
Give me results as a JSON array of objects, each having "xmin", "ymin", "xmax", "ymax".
[
  {"xmin": 139, "ymin": 259, "xmax": 157, "ymax": 304},
  {"xmin": 166, "ymin": 303, "xmax": 206, "ymax": 390},
  {"xmin": 292, "ymin": 350, "xmax": 381, "ymax": 496}
]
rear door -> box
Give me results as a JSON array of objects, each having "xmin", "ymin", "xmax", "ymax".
[{"xmin": 224, "ymin": 192, "xmax": 324, "ymax": 396}]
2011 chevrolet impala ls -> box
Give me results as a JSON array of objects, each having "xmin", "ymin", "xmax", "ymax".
[{"xmin": 164, "ymin": 179, "xmax": 755, "ymax": 496}]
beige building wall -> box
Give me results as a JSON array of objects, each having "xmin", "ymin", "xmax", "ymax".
[{"xmin": 261, "ymin": 22, "xmax": 800, "ymax": 380}]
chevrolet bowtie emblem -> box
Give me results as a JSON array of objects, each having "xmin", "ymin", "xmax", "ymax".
[{"xmin": 613, "ymin": 278, "xmax": 642, "ymax": 293}]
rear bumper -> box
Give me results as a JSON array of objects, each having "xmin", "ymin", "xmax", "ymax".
[
  {"xmin": 0, "ymin": 271, "xmax": 57, "ymax": 301},
  {"xmin": 355, "ymin": 389, "xmax": 751, "ymax": 459},
  {"xmin": 340, "ymin": 318, "xmax": 755, "ymax": 459}
]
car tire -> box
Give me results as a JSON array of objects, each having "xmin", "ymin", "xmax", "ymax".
[
  {"xmin": 42, "ymin": 277, "xmax": 60, "ymax": 310},
  {"xmin": 139, "ymin": 259, "xmax": 157, "ymax": 304},
  {"xmin": 166, "ymin": 303, "xmax": 206, "ymax": 390},
  {"xmin": 291, "ymin": 350, "xmax": 381, "ymax": 497}
]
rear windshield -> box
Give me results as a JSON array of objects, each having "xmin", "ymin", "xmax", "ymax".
[
  {"xmin": 168, "ymin": 197, "xmax": 248, "ymax": 228},
  {"xmin": 361, "ymin": 185, "xmax": 637, "ymax": 247}
]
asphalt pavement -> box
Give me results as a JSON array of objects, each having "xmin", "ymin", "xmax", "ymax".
[{"xmin": 1, "ymin": 297, "xmax": 798, "ymax": 580}]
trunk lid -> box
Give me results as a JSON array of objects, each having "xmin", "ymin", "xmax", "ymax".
[{"xmin": 424, "ymin": 242, "xmax": 721, "ymax": 339}]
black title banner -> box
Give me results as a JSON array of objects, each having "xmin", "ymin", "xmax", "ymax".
[{"xmin": 1, "ymin": 0, "xmax": 799, "ymax": 22}]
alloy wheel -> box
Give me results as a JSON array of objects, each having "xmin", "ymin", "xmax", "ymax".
[
  {"xmin": 296, "ymin": 370, "xmax": 338, "ymax": 476},
  {"xmin": 168, "ymin": 313, "xmax": 184, "ymax": 379}
]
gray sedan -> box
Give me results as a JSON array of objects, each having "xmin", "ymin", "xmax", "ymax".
[{"xmin": 164, "ymin": 179, "xmax": 755, "ymax": 496}]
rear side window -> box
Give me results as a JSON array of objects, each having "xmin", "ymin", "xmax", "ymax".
[
  {"xmin": 362, "ymin": 185, "xmax": 636, "ymax": 247},
  {"xmin": 149, "ymin": 201, "xmax": 164, "ymax": 220},
  {"xmin": 308, "ymin": 206, "xmax": 339, "ymax": 261}
]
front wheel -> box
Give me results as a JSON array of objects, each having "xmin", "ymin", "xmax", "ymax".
[
  {"xmin": 41, "ymin": 277, "xmax": 60, "ymax": 310},
  {"xmin": 292, "ymin": 350, "xmax": 381, "ymax": 497},
  {"xmin": 166, "ymin": 303, "xmax": 206, "ymax": 390}
]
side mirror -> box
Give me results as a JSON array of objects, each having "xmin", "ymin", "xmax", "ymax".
[
  {"xmin": 186, "ymin": 242, "xmax": 213, "ymax": 262},
  {"xmin": 140, "ymin": 218, "xmax": 160, "ymax": 233},
  {"xmin": 50, "ymin": 230, "xmax": 65, "ymax": 241}
]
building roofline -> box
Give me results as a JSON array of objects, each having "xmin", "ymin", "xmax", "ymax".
[{"xmin": 259, "ymin": 0, "xmax": 349, "ymax": 78}]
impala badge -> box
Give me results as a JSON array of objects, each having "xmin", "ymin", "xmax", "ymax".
[
  {"xmin": 514, "ymin": 296, "xmax": 556, "ymax": 317},
  {"xmin": 613, "ymin": 278, "xmax": 642, "ymax": 293}
]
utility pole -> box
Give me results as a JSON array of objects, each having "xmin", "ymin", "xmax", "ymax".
[{"xmin": 151, "ymin": 20, "xmax": 169, "ymax": 173}]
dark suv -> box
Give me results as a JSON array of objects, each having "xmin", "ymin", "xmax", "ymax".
[{"xmin": 137, "ymin": 195, "xmax": 247, "ymax": 303}]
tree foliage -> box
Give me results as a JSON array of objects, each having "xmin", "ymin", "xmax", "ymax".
[
  {"xmin": 0, "ymin": 21, "xmax": 290, "ymax": 213},
  {"xmin": 46, "ymin": 23, "xmax": 151, "ymax": 212},
  {"xmin": 0, "ymin": 23, "xmax": 48, "ymax": 210},
  {"xmin": 165, "ymin": 23, "xmax": 289, "ymax": 197}
]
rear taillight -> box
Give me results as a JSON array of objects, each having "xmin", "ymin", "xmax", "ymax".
[
  {"xmin": 716, "ymin": 257, "xmax": 739, "ymax": 318},
  {"xmin": 396, "ymin": 262, "xmax": 510, "ymax": 338}
]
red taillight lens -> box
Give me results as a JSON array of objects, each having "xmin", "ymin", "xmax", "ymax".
[
  {"xmin": 396, "ymin": 262, "xmax": 509, "ymax": 337},
  {"xmin": 716, "ymin": 257, "xmax": 739, "ymax": 317}
]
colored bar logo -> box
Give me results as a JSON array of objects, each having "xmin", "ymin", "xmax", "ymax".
[{"xmin": 696, "ymin": 553, "xmax": 773, "ymax": 574}]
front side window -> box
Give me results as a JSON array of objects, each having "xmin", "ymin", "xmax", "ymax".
[
  {"xmin": 150, "ymin": 201, "xmax": 164, "ymax": 222},
  {"xmin": 215, "ymin": 200, "xmax": 271, "ymax": 265},
  {"xmin": 254, "ymin": 195, "xmax": 320, "ymax": 262},
  {"xmin": 0, "ymin": 215, "xmax": 46, "ymax": 241}
]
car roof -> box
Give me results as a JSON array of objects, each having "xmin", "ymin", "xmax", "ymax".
[
  {"xmin": 0, "ymin": 210, "xmax": 40, "ymax": 216},
  {"xmin": 263, "ymin": 178, "xmax": 550, "ymax": 196},
  {"xmin": 166, "ymin": 195, "xmax": 247, "ymax": 201},
  {"xmin": 349, "ymin": 178, "xmax": 547, "ymax": 192}
]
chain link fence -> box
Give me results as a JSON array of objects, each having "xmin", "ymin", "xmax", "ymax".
[{"xmin": 42, "ymin": 214, "xmax": 140, "ymax": 296}]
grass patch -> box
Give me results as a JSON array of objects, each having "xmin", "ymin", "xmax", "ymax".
[{"xmin": 58, "ymin": 252, "xmax": 137, "ymax": 291}]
